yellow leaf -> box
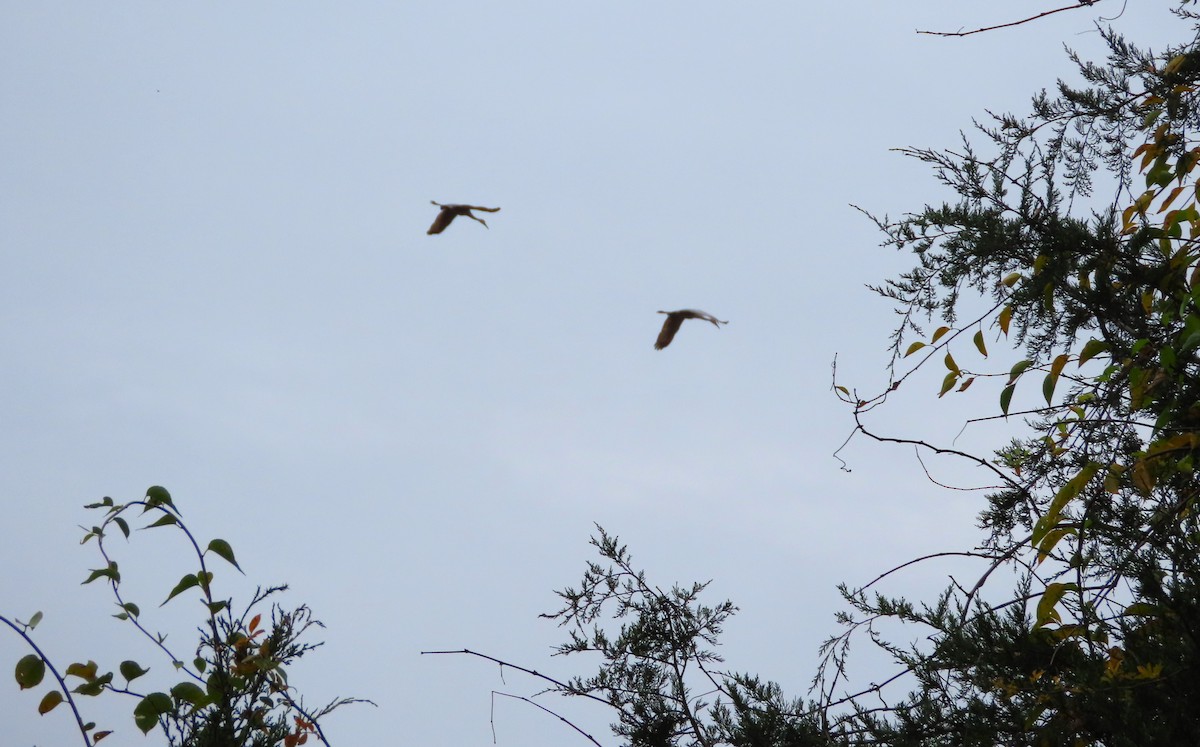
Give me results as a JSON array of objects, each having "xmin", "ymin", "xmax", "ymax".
[
  {"xmin": 1122, "ymin": 204, "xmax": 1140, "ymax": 232},
  {"xmin": 1164, "ymin": 53, "xmax": 1188, "ymax": 75},
  {"xmin": 998, "ymin": 305, "xmax": 1013, "ymax": 335},
  {"xmin": 1133, "ymin": 459, "xmax": 1155, "ymax": 495},
  {"xmin": 973, "ymin": 330, "xmax": 987, "ymax": 357},
  {"xmin": 903, "ymin": 341, "xmax": 926, "ymax": 357},
  {"xmin": 1104, "ymin": 464, "xmax": 1125, "ymax": 494},
  {"xmin": 1158, "ymin": 184, "xmax": 1187, "ymax": 213},
  {"xmin": 931, "ymin": 325, "xmax": 951, "ymax": 344},
  {"xmin": 1146, "ymin": 432, "xmax": 1200, "ymax": 458},
  {"xmin": 1048, "ymin": 353, "xmax": 1069, "ymax": 380},
  {"xmin": 38, "ymin": 690, "xmax": 63, "ymax": 715},
  {"xmin": 1136, "ymin": 662, "xmax": 1164, "ymax": 679},
  {"xmin": 1002, "ymin": 272, "xmax": 1022, "ymax": 288},
  {"xmin": 1141, "ymin": 146, "xmax": 1160, "ymax": 171}
]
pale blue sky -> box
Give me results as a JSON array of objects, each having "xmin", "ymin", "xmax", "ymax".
[{"xmin": 1, "ymin": 2, "xmax": 1179, "ymax": 745}]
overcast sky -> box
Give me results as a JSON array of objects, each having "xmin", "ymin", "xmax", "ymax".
[{"xmin": 1, "ymin": 2, "xmax": 1181, "ymax": 746}]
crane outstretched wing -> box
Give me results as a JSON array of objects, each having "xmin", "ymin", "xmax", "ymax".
[
  {"xmin": 655, "ymin": 315, "xmax": 684, "ymax": 350},
  {"xmin": 427, "ymin": 209, "xmax": 456, "ymax": 234}
]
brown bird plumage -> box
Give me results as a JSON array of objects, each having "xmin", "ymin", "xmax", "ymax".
[
  {"xmin": 654, "ymin": 309, "xmax": 728, "ymax": 350},
  {"xmin": 426, "ymin": 201, "xmax": 501, "ymax": 234}
]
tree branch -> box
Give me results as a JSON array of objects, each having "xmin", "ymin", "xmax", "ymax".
[{"xmin": 917, "ymin": 0, "xmax": 1100, "ymax": 38}]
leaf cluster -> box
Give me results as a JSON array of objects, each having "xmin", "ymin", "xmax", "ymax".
[{"xmin": 4, "ymin": 486, "xmax": 365, "ymax": 747}]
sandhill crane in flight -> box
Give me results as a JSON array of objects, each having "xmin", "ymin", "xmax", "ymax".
[
  {"xmin": 654, "ymin": 309, "xmax": 728, "ymax": 350},
  {"xmin": 427, "ymin": 201, "xmax": 501, "ymax": 235}
]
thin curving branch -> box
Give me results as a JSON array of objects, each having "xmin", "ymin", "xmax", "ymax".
[
  {"xmin": 491, "ymin": 690, "xmax": 605, "ymax": 747},
  {"xmin": 1, "ymin": 615, "xmax": 96, "ymax": 747},
  {"xmin": 917, "ymin": 1, "xmax": 1100, "ymax": 38}
]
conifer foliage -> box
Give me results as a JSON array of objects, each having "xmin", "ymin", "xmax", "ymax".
[{"xmin": 461, "ymin": 6, "xmax": 1200, "ymax": 746}]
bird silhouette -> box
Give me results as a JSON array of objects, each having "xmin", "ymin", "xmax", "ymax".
[
  {"xmin": 654, "ymin": 309, "xmax": 728, "ymax": 350},
  {"xmin": 427, "ymin": 201, "xmax": 501, "ymax": 234}
]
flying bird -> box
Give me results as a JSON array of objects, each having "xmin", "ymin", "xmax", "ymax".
[
  {"xmin": 427, "ymin": 201, "xmax": 501, "ymax": 235},
  {"xmin": 654, "ymin": 309, "xmax": 728, "ymax": 350}
]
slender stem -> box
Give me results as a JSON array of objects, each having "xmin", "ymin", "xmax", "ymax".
[{"xmin": 1, "ymin": 616, "xmax": 95, "ymax": 747}]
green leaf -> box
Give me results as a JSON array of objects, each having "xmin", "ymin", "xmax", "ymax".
[
  {"xmin": 972, "ymin": 330, "xmax": 987, "ymax": 357},
  {"xmin": 145, "ymin": 485, "xmax": 175, "ymax": 511},
  {"xmin": 1160, "ymin": 344, "xmax": 1177, "ymax": 370},
  {"xmin": 938, "ymin": 371, "xmax": 959, "ymax": 398},
  {"xmin": 206, "ymin": 600, "xmax": 229, "ymax": 615},
  {"xmin": 943, "ymin": 352, "xmax": 959, "ymax": 373},
  {"xmin": 1035, "ymin": 526, "xmax": 1077, "ymax": 565},
  {"xmin": 120, "ymin": 660, "xmax": 149, "ymax": 683},
  {"xmin": 171, "ymin": 681, "xmax": 210, "ymax": 708},
  {"xmin": 72, "ymin": 671, "xmax": 112, "ymax": 696},
  {"xmin": 27, "ymin": 611, "xmax": 43, "ymax": 630},
  {"xmin": 1035, "ymin": 582, "xmax": 1078, "ymax": 629},
  {"xmin": 15, "ymin": 654, "xmax": 46, "ymax": 690},
  {"xmin": 1000, "ymin": 384, "xmax": 1016, "ymax": 415},
  {"xmin": 903, "ymin": 341, "xmax": 925, "ymax": 357},
  {"xmin": 38, "ymin": 689, "xmax": 64, "ymax": 714},
  {"xmin": 113, "ymin": 517, "xmax": 130, "ymax": 539},
  {"xmin": 1077, "ymin": 338, "xmax": 1108, "ymax": 367},
  {"xmin": 1124, "ymin": 602, "xmax": 1161, "ymax": 617},
  {"xmin": 162, "ymin": 574, "xmax": 199, "ymax": 606},
  {"xmin": 65, "ymin": 661, "xmax": 98, "ymax": 681},
  {"xmin": 143, "ymin": 514, "xmax": 178, "ymax": 529},
  {"xmin": 206, "ymin": 539, "xmax": 242, "ymax": 572},
  {"xmin": 133, "ymin": 692, "xmax": 174, "ymax": 734},
  {"xmin": 81, "ymin": 562, "xmax": 119, "ymax": 585},
  {"xmin": 1033, "ymin": 462, "xmax": 1102, "ymax": 545},
  {"xmin": 1042, "ymin": 353, "xmax": 1070, "ymax": 405},
  {"xmin": 1008, "ymin": 359, "xmax": 1034, "ymax": 383},
  {"xmin": 194, "ymin": 657, "xmax": 207, "ymax": 674}
]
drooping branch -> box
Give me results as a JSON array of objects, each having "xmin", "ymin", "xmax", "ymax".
[
  {"xmin": 491, "ymin": 690, "xmax": 605, "ymax": 747},
  {"xmin": 917, "ymin": 0, "xmax": 1101, "ymax": 38},
  {"xmin": 2, "ymin": 616, "xmax": 96, "ymax": 747}
]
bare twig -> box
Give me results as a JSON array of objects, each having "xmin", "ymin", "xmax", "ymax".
[
  {"xmin": 917, "ymin": 0, "xmax": 1100, "ymax": 37},
  {"xmin": 490, "ymin": 691, "xmax": 605, "ymax": 747},
  {"xmin": 420, "ymin": 649, "xmax": 610, "ymax": 708}
]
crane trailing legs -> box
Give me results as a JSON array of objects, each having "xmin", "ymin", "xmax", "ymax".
[{"xmin": 427, "ymin": 201, "xmax": 501, "ymax": 235}]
